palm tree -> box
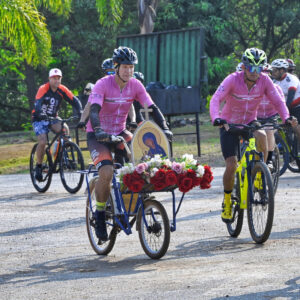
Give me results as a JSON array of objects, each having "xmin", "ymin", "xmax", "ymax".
[
  {"xmin": 0, "ymin": 0, "xmax": 73, "ymax": 66},
  {"xmin": 0, "ymin": 0, "xmax": 125, "ymax": 67}
]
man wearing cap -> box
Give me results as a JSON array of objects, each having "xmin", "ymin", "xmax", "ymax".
[{"xmin": 31, "ymin": 68, "xmax": 82, "ymax": 181}]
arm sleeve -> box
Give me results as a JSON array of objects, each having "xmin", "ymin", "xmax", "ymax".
[
  {"xmin": 90, "ymin": 103, "xmax": 101, "ymax": 130},
  {"xmin": 149, "ymin": 104, "xmax": 169, "ymax": 130},
  {"xmin": 265, "ymin": 77, "xmax": 289, "ymax": 121},
  {"xmin": 209, "ymin": 74, "xmax": 233, "ymax": 123},
  {"xmin": 286, "ymin": 89, "xmax": 296, "ymax": 108}
]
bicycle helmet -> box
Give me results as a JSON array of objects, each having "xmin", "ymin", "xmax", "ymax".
[
  {"xmin": 113, "ymin": 46, "xmax": 138, "ymax": 65},
  {"xmin": 101, "ymin": 58, "xmax": 114, "ymax": 70},
  {"xmin": 242, "ymin": 48, "xmax": 267, "ymax": 66},
  {"xmin": 286, "ymin": 59, "xmax": 296, "ymax": 69},
  {"xmin": 263, "ymin": 63, "xmax": 272, "ymax": 73},
  {"xmin": 236, "ymin": 62, "xmax": 243, "ymax": 72},
  {"xmin": 270, "ymin": 59, "xmax": 289, "ymax": 70},
  {"xmin": 133, "ymin": 71, "xmax": 144, "ymax": 83}
]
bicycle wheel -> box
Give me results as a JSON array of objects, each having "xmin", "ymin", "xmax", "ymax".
[
  {"xmin": 271, "ymin": 145, "xmax": 280, "ymax": 194},
  {"xmin": 247, "ymin": 162, "xmax": 274, "ymax": 244},
  {"xmin": 137, "ymin": 199, "xmax": 170, "ymax": 259},
  {"xmin": 227, "ymin": 173, "xmax": 244, "ymax": 237},
  {"xmin": 275, "ymin": 134, "xmax": 289, "ymax": 176},
  {"xmin": 287, "ymin": 132, "xmax": 300, "ymax": 173},
  {"xmin": 29, "ymin": 143, "xmax": 53, "ymax": 193},
  {"xmin": 86, "ymin": 177, "xmax": 117, "ymax": 255},
  {"xmin": 59, "ymin": 141, "xmax": 85, "ymax": 193}
]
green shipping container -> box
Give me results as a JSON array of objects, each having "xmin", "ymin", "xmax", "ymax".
[{"xmin": 117, "ymin": 27, "xmax": 206, "ymax": 88}]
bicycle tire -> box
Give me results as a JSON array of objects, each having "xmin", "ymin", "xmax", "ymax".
[
  {"xmin": 86, "ymin": 178, "xmax": 117, "ymax": 255},
  {"xmin": 137, "ymin": 199, "xmax": 170, "ymax": 259},
  {"xmin": 227, "ymin": 173, "xmax": 244, "ymax": 237},
  {"xmin": 29, "ymin": 143, "xmax": 53, "ymax": 193},
  {"xmin": 59, "ymin": 141, "xmax": 85, "ymax": 193},
  {"xmin": 275, "ymin": 134, "xmax": 289, "ymax": 176},
  {"xmin": 286, "ymin": 131, "xmax": 300, "ymax": 173},
  {"xmin": 271, "ymin": 145, "xmax": 280, "ymax": 194},
  {"xmin": 247, "ymin": 162, "xmax": 274, "ymax": 244}
]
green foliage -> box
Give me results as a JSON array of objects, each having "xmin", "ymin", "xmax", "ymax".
[
  {"xmin": 0, "ymin": 0, "xmax": 51, "ymax": 66},
  {"xmin": 95, "ymin": 0, "xmax": 123, "ymax": 27}
]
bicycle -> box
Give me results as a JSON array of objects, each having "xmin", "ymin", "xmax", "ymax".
[
  {"xmin": 275, "ymin": 124, "xmax": 300, "ymax": 174},
  {"xmin": 226, "ymin": 123, "xmax": 275, "ymax": 244},
  {"xmin": 30, "ymin": 116, "xmax": 85, "ymax": 193},
  {"xmin": 81, "ymin": 135, "xmax": 175, "ymax": 259}
]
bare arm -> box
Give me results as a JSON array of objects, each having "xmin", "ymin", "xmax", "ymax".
[
  {"xmin": 128, "ymin": 104, "xmax": 136, "ymax": 123},
  {"xmin": 79, "ymin": 102, "xmax": 91, "ymax": 123}
]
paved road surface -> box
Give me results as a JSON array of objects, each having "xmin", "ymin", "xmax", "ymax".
[{"xmin": 0, "ymin": 168, "xmax": 299, "ymax": 299}]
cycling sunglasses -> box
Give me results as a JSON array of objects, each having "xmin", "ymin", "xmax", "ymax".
[
  {"xmin": 106, "ymin": 71, "xmax": 115, "ymax": 75},
  {"xmin": 245, "ymin": 65, "xmax": 263, "ymax": 74}
]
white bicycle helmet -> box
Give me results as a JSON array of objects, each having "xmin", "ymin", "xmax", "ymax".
[{"xmin": 271, "ymin": 59, "xmax": 289, "ymax": 69}]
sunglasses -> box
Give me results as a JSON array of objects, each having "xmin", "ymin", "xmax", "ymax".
[
  {"xmin": 246, "ymin": 65, "xmax": 263, "ymax": 74},
  {"xmin": 106, "ymin": 71, "xmax": 115, "ymax": 75},
  {"xmin": 84, "ymin": 88, "xmax": 91, "ymax": 92}
]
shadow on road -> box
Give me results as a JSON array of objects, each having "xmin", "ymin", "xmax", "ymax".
[{"xmin": 212, "ymin": 276, "xmax": 300, "ymax": 300}]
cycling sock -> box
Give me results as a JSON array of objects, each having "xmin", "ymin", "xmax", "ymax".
[
  {"xmin": 96, "ymin": 201, "xmax": 106, "ymax": 212},
  {"xmin": 224, "ymin": 189, "xmax": 232, "ymax": 194},
  {"xmin": 267, "ymin": 151, "xmax": 273, "ymax": 162},
  {"xmin": 36, "ymin": 163, "xmax": 42, "ymax": 168}
]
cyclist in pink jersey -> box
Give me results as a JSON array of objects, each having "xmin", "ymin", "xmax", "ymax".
[
  {"xmin": 88, "ymin": 46, "xmax": 172, "ymax": 241},
  {"xmin": 210, "ymin": 48, "xmax": 295, "ymax": 223}
]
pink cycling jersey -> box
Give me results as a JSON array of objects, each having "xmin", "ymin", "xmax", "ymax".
[
  {"xmin": 257, "ymin": 84, "xmax": 286, "ymax": 119},
  {"xmin": 86, "ymin": 75, "xmax": 153, "ymax": 135},
  {"xmin": 210, "ymin": 71, "xmax": 289, "ymax": 124}
]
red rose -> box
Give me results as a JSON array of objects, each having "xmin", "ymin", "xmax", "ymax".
[
  {"xmin": 177, "ymin": 173, "xmax": 186, "ymax": 186},
  {"xmin": 186, "ymin": 169, "xmax": 196, "ymax": 179},
  {"xmin": 132, "ymin": 171, "xmax": 143, "ymax": 180},
  {"xmin": 165, "ymin": 170, "xmax": 177, "ymax": 186},
  {"xmin": 130, "ymin": 180, "xmax": 145, "ymax": 192},
  {"xmin": 179, "ymin": 177, "xmax": 193, "ymax": 193},
  {"xmin": 193, "ymin": 176, "xmax": 202, "ymax": 187},
  {"xmin": 123, "ymin": 174, "xmax": 133, "ymax": 187},
  {"xmin": 153, "ymin": 181, "xmax": 166, "ymax": 191}
]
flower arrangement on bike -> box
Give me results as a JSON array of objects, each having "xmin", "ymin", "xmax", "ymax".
[{"xmin": 118, "ymin": 154, "xmax": 213, "ymax": 193}]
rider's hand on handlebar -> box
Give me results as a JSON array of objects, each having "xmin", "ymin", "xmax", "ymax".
[
  {"xmin": 213, "ymin": 118, "xmax": 227, "ymax": 127},
  {"xmin": 95, "ymin": 127, "xmax": 111, "ymax": 142},
  {"xmin": 77, "ymin": 121, "xmax": 86, "ymax": 129},
  {"xmin": 285, "ymin": 116, "xmax": 298, "ymax": 128}
]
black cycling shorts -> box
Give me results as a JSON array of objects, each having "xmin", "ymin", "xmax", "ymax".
[{"xmin": 220, "ymin": 127, "xmax": 252, "ymax": 159}]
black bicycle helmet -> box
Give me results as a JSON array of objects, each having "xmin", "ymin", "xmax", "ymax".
[
  {"xmin": 133, "ymin": 71, "xmax": 144, "ymax": 83},
  {"xmin": 113, "ymin": 46, "xmax": 138, "ymax": 65},
  {"xmin": 101, "ymin": 58, "xmax": 114, "ymax": 70},
  {"xmin": 242, "ymin": 48, "xmax": 267, "ymax": 66}
]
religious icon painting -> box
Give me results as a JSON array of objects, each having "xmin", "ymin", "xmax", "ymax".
[{"xmin": 131, "ymin": 120, "xmax": 171, "ymax": 164}]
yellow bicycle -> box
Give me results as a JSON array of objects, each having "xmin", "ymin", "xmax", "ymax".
[{"xmin": 226, "ymin": 123, "xmax": 274, "ymax": 244}]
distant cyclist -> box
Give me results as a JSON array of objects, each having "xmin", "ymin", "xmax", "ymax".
[
  {"xmin": 32, "ymin": 68, "xmax": 82, "ymax": 181},
  {"xmin": 87, "ymin": 46, "xmax": 172, "ymax": 242},
  {"xmin": 210, "ymin": 48, "xmax": 293, "ymax": 223},
  {"xmin": 256, "ymin": 64, "xmax": 288, "ymax": 170},
  {"xmin": 271, "ymin": 59, "xmax": 300, "ymax": 140},
  {"xmin": 286, "ymin": 58, "xmax": 296, "ymax": 75}
]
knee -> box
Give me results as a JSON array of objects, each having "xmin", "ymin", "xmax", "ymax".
[{"xmin": 225, "ymin": 157, "xmax": 238, "ymax": 173}]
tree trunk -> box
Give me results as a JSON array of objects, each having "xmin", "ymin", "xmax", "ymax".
[
  {"xmin": 24, "ymin": 63, "xmax": 37, "ymax": 111},
  {"xmin": 138, "ymin": 0, "xmax": 159, "ymax": 34}
]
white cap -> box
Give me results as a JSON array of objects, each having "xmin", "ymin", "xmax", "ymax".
[{"xmin": 49, "ymin": 68, "xmax": 62, "ymax": 78}]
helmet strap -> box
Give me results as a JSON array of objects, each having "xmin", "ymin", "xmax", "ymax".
[{"xmin": 116, "ymin": 65, "xmax": 128, "ymax": 83}]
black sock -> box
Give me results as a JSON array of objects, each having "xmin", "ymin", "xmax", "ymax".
[
  {"xmin": 224, "ymin": 190, "xmax": 232, "ymax": 194},
  {"xmin": 37, "ymin": 163, "xmax": 42, "ymax": 167},
  {"xmin": 267, "ymin": 151, "xmax": 273, "ymax": 162}
]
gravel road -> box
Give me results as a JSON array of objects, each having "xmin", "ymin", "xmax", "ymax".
[{"xmin": 0, "ymin": 168, "xmax": 299, "ymax": 300}]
